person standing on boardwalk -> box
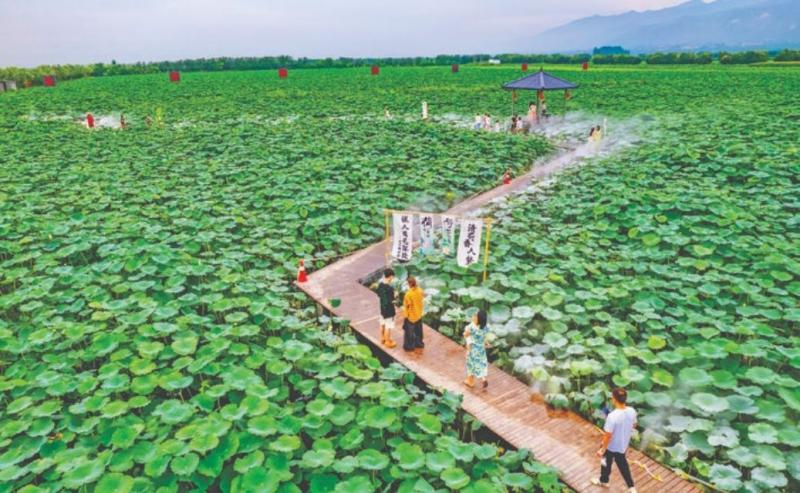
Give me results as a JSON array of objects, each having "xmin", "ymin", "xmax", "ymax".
[
  {"xmin": 376, "ymin": 268, "xmax": 397, "ymax": 349},
  {"xmin": 402, "ymin": 276, "xmax": 424, "ymax": 351},
  {"xmin": 463, "ymin": 309, "xmax": 490, "ymax": 389},
  {"xmin": 592, "ymin": 387, "xmax": 638, "ymax": 493}
]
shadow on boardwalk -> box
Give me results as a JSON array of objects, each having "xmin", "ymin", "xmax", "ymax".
[{"xmin": 297, "ymin": 148, "xmax": 701, "ymax": 493}]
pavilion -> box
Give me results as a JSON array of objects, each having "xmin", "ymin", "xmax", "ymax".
[{"xmin": 502, "ymin": 69, "xmax": 578, "ymax": 121}]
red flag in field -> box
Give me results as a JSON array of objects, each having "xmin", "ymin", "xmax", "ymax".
[
  {"xmin": 169, "ymin": 71, "xmax": 180, "ymax": 82},
  {"xmin": 371, "ymin": 65, "xmax": 380, "ymax": 75},
  {"xmin": 278, "ymin": 68, "xmax": 288, "ymax": 78},
  {"xmin": 451, "ymin": 64, "xmax": 459, "ymax": 73},
  {"xmin": 86, "ymin": 113, "xmax": 95, "ymax": 128},
  {"xmin": 521, "ymin": 63, "xmax": 528, "ymax": 71},
  {"xmin": 582, "ymin": 62, "xmax": 589, "ymax": 71},
  {"xmin": 43, "ymin": 75, "xmax": 55, "ymax": 87}
]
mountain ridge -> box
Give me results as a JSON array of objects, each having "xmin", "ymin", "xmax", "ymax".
[{"xmin": 527, "ymin": 0, "xmax": 800, "ymax": 53}]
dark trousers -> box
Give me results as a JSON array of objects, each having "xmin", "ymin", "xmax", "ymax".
[
  {"xmin": 403, "ymin": 320, "xmax": 423, "ymax": 350},
  {"xmin": 600, "ymin": 450, "xmax": 634, "ymax": 488}
]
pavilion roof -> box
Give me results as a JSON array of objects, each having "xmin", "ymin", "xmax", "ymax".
[{"xmin": 502, "ymin": 70, "xmax": 578, "ymax": 91}]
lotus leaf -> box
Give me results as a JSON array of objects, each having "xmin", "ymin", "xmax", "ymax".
[
  {"xmin": 62, "ymin": 457, "xmax": 106, "ymax": 488},
  {"xmin": 708, "ymin": 426, "xmax": 739, "ymax": 448},
  {"xmin": 748, "ymin": 423, "xmax": 779, "ymax": 444},
  {"xmin": 153, "ymin": 400, "xmax": 194, "ymax": 424},
  {"xmin": 357, "ymin": 449, "xmax": 389, "ymax": 471},
  {"xmin": 417, "ymin": 414, "xmax": 442, "ymax": 434},
  {"xmin": 332, "ymin": 455, "xmax": 359, "ymax": 474},
  {"xmin": 235, "ymin": 450, "xmax": 265, "ymax": 473},
  {"xmin": 239, "ymin": 467, "xmax": 281, "ymax": 493},
  {"xmin": 363, "ymin": 405, "xmax": 396, "ymax": 429},
  {"xmin": 440, "ymin": 467, "xmax": 470, "ymax": 489},
  {"xmin": 751, "ymin": 467, "xmax": 787, "ymax": 488},
  {"xmin": 270, "ymin": 435, "xmax": 302, "ymax": 453},
  {"xmin": 426, "ymin": 451, "xmax": 455, "ymax": 472},
  {"xmin": 393, "ymin": 442, "xmax": 425, "ymax": 470},
  {"xmin": 334, "ymin": 475, "xmax": 374, "ymax": 493},
  {"xmin": 678, "ymin": 368, "xmax": 712, "ymax": 388},
  {"xmin": 708, "ymin": 464, "xmax": 742, "ymax": 491},
  {"xmin": 302, "ymin": 448, "xmax": 336, "ymax": 469},
  {"xmin": 691, "ymin": 393, "xmax": 730, "ymax": 415}
]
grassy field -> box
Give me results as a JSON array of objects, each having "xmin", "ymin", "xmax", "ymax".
[{"xmin": 1, "ymin": 64, "xmax": 798, "ymax": 492}]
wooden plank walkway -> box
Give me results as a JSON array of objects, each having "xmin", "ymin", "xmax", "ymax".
[{"xmin": 297, "ymin": 149, "xmax": 701, "ymax": 493}]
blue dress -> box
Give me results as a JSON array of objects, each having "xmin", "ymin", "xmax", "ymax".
[{"xmin": 466, "ymin": 323, "xmax": 489, "ymax": 378}]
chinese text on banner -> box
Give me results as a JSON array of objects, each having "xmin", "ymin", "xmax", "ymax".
[
  {"xmin": 392, "ymin": 213, "xmax": 413, "ymax": 261},
  {"xmin": 457, "ymin": 219, "xmax": 483, "ymax": 267}
]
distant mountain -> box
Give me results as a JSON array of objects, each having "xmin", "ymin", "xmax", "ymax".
[{"xmin": 527, "ymin": 0, "xmax": 800, "ymax": 53}]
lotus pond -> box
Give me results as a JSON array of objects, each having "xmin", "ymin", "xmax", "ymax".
[
  {"xmin": 1, "ymin": 65, "xmax": 798, "ymax": 493},
  {"xmin": 0, "ymin": 68, "xmax": 561, "ymax": 493},
  {"xmin": 401, "ymin": 68, "xmax": 800, "ymax": 492}
]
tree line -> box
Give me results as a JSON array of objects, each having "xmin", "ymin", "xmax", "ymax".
[{"xmin": 2, "ymin": 50, "xmax": 798, "ymax": 88}]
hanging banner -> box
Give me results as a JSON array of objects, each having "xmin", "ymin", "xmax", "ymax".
[
  {"xmin": 440, "ymin": 215, "xmax": 457, "ymax": 255},
  {"xmin": 457, "ymin": 219, "xmax": 483, "ymax": 267},
  {"xmin": 392, "ymin": 213, "xmax": 413, "ymax": 261},
  {"xmin": 419, "ymin": 214, "xmax": 434, "ymax": 253}
]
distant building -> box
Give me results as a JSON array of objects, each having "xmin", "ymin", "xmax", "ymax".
[
  {"xmin": 0, "ymin": 80, "xmax": 18, "ymax": 92},
  {"xmin": 488, "ymin": 59, "xmax": 502, "ymax": 65}
]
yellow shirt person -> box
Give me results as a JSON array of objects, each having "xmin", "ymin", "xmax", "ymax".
[
  {"xmin": 402, "ymin": 276, "xmax": 425, "ymax": 351},
  {"xmin": 403, "ymin": 284, "xmax": 424, "ymax": 323}
]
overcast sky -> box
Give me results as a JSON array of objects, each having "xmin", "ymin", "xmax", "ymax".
[{"xmin": 1, "ymin": 0, "xmax": 695, "ymax": 67}]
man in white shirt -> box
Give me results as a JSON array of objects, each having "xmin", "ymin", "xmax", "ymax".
[{"xmin": 591, "ymin": 387, "xmax": 637, "ymax": 492}]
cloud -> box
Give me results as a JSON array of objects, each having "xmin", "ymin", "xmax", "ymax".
[{"xmin": 0, "ymin": 0, "xmax": 691, "ymax": 66}]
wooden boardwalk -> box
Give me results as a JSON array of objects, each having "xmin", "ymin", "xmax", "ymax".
[{"xmin": 297, "ymin": 149, "xmax": 701, "ymax": 493}]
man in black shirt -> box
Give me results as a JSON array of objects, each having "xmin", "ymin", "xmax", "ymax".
[{"xmin": 376, "ymin": 268, "xmax": 397, "ymax": 348}]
